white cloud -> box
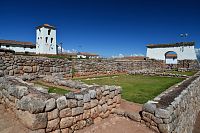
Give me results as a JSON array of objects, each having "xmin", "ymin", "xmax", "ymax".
[
  {"xmin": 111, "ymin": 53, "xmax": 145, "ymax": 58},
  {"xmin": 130, "ymin": 53, "xmax": 145, "ymax": 56},
  {"xmin": 111, "ymin": 53, "xmax": 124, "ymax": 58},
  {"xmin": 57, "ymin": 46, "xmax": 77, "ymax": 53}
]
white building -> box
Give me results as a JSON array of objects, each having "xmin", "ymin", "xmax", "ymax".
[
  {"xmin": 146, "ymin": 42, "xmax": 197, "ymax": 64},
  {"xmin": 0, "ymin": 40, "xmax": 36, "ymax": 54},
  {"xmin": 36, "ymin": 24, "xmax": 57, "ymax": 54}
]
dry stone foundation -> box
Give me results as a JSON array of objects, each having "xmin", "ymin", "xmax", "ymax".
[
  {"xmin": 141, "ymin": 72, "xmax": 200, "ymax": 133},
  {"xmin": 2, "ymin": 52, "xmax": 197, "ymax": 78},
  {"xmin": 0, "ymin": 74, "xmax": 121, "ymax": 133}
]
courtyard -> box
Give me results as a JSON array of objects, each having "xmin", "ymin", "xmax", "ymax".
[{"xmin": 79, "ymin": 74, "xmax": 186, "ymax": 104}]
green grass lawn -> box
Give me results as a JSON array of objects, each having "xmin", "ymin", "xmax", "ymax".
[
  {"xmin": 81, "ymin": 75, "xmax": 184, "ymax": 104},
  {"xmin": 165, "ymin": 71, "xmax": 197, "ymax": 76},
  {"xmin": 34, "ymin": 82, "xmax": 70, "ymax": 94}
]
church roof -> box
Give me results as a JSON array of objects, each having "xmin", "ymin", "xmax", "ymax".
[
  {"xmin": 146, "ymin": 42, "xmax": 195, "ymax": 48},
  {"xmin": 36, "ymin": 24, "xmax": 56, "ymax": 30},
  {"xmin": 0, "ymin": 40, "xmax": 35, "ymax": 48}
]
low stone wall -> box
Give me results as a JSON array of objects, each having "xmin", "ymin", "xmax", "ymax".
[
  {"xmin": 0, "ymin": 75, "xmax": 121, "ymax": 133},
  {"xmin": 141, "ymin": 72, "xmax": 200, "ymax": 133},
  {"xmin": 0, "ymin": 52, "xmax": 71, "ymax": 76},
  {"xmin": 0, "ymin": 52, "xmax": 164, "ymax": 77}
]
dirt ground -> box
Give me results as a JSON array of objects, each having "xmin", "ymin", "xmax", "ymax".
[
  {"xmin": 76, "ymin": 100, "xmax": 154, "ymax": 133},
  {"xmin": 193, "ymin": 112, "xmax": 200, "ymax": 133},
  {"xmin": 0, "ymin": 104, "xmax": 30, "ymax": 133},
  {"xmin": 0, "ymin": 101, "xmax": 154, "ymax": 133},
  {"xmin": 75, "ymin": 115, "xmax": 154, "ymax": 133},
  {"xmin": 119, "ymin": 99, "xmax": 142, "ymax": 113}
]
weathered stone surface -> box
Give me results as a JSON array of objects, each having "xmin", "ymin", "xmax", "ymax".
[
  {"xmin": 155, "ymin": 108, "xmax": 170, "ymax": 119},
  {"xmin": 16, "ymin": 110, "xmax": 47, "ymax": 130},
  {"xmin": 56, "ymin": 96, "xmax": 68, "ymax": 110},
  {"xmin": 83, "ymin": 93, "xmax": 91, "ymax": 103},
  {"xmin": 0, "ymin": 70, "xmax": 4, "ymax": 77},
  {"xmin": 23, "ymin": 66, "xmax": 32, "ymax": 73},
  {"xmin": 126, "ymin": 112, "xmax": 141, "ymax": 122},
  {"xmin": 107, "ymin": 99, "xmax": 113, "ymax": 105},
  {"xmin": 50, "ymin": 129, "xmax": 61, "ymax": 133},
  {"xmin": 78, "ymin": 100, "xmax": 84, "ymax": 107},
  {"xmin": 74, "ymin": 94, "xmax": 83, "ymax": 100},
  {"xmin": 45, "ymin": 98, "xmax": 56, "ymax": 112},
  {"xmin": 151, "ymin": 114, "xmax": 163, "ymax": 124},
  {"xmin": 59, "ymin": 108, "xmax": 72, "ymax": 118},
  {"xmin": 61, "ymin": 128, "xmax": 72, "ymax": 133},
  {"xmin": 99, "ymin": 97, "xmax": 106, "ymax": 105},
  {"xmin": 142, "ymin": 101, "xmax": 156, "ymax": 114},
  {"xmin": 7, "ymin": 85, "xmax": 28, "ymax": 99},
  {"xmin": 83, "ymin": 109, "xmax": 91, "ymax": 119},
  {"xmin": 60, "ymin": 117, "xmax": 74, "ymax": 128},
  {"xmin": 89, "ymin": 90, "xmax": 96, "ymax": 99},
  {"xmin": 72, "ymin": 107, "xmax": 84, "ymax": 116},
  {"xmin": 111, "ymin": 108, "xmax": 124, "ymax": 116},
  {"xmin": 0, "ymin": 91, "xmax": 2, "ymax": 99},
  {"xmin": 68, "ymin": 99, "xmax": 77, "ymax": 108},
  {"xmin": 29, "ymin": 129, "xmax": 45, "ymax": 133},
  {"xmin": 91, "ymin": 106, "xmax": 99, "ymax": 119},
  {"xmin": 34, "ymin": 86, "xmax": 48, "ymax": 94},
  {"xmin": 83, "ymin": 102, "xmax": 91, "ymax": 110},
  {"xmin": 158, "ymin": 124, "xmax": 170, "ymax": 133},
  {"xmin": 17, "ymin": 96, "xmax": 46, "ymax": 113},
  {"xmin": 102, "ymin": 103, "xmax": 108, "ymax": 113},
  {"xmin": 46, "ymin": 118, "xmax": 60, "ymax": 132},
  {"xmin": 48, "ymin": 109, "xmax": 59, "ymax": 121},
  {"xmin": 90, "ymin": 99, "xmax": 98, "ymax": 108},
  {"xmin": 85, "ymin": 118, "xmax": 93, "ymax": 126}
]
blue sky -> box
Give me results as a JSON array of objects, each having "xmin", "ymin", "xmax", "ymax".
[{"xmin": 0, "ymin": 0, "xmax": 200, "ymax": 57}]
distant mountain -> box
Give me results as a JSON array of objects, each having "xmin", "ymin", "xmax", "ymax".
[{"xmin": 195, "ymin": 48, "xmax": 200, "ymax": 61}]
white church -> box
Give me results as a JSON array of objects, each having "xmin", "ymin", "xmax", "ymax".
[
  {"xmin": 0, "ymin": 24, "xmax": 57, "ymax": 55},
  {"xmin": 146, "ymin": 42, "xmax": 197, "ymax": 64}
]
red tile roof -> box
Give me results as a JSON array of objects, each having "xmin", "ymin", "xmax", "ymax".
[
  {"xmin": 0, "ymin": 40, "xmax": 35, "ymax": 48},
  {"xmin": 124, "ymin": 56, "xmax": 147, "ymax": 60},
  {"xmin": 36, "ymin": 24, "xmax": 56, "ymax": 30},
  {"xmin": 147, "ymin": 42, "xmax": 195, "ymax": 48}
]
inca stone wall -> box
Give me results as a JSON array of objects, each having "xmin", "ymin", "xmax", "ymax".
[
  {"xmin": 0, "ymin": 52, "xmax": 198, "ymax": 78},
  {"xmin": 141, "ymin": 72, "xmax": 200, "ymax": 133},
  {"xmin": 0, "ymin": 75, "xmax": 121, "ymax": 133},
  {"xmin": 0, "ymin": 52, "xmax": 71, "ymax": 76},
  {"xmin": 0, "ymin": 52, "xmax": 164, "ymax": 77}
]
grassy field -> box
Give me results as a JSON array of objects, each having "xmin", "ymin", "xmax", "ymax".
[
  {"xmin": 34, "ymin": 82, "xmax": 70, "ymax": 94},
  {"xmin": 81, "ymin": 75, "xmax": 184, "ymax": 104},
  {"xmin": 166, "ymin": 71, "xmax": 197, "ymax": 76}
]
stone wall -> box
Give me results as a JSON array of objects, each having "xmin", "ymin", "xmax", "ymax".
[
  {"xmin": 0, "ymin": 52, "xmax": 164, "ymax": 77},
  {"xmin": 0, "ymin": 52, "xmax": 71, "ymax": 76},
  {"xmin": 1, "ymin": 53, "xmax": 198, "ymax": 78},
  {"xmin": 141, "ymin": 72, "xmax": 200, "ymax": 133},
  {"xmin": 0, "ymin": 75, "xmax": 121, "ymax": 133}
]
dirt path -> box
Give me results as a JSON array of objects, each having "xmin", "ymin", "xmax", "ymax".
[
  {"xmin": 75, "ymin": 115, "xmax": 154, "ymax": 133},
  {"xmin": 193, "ymin": 112, "xmax": 200, "ymax": 133},
  {"xmin": 76, "ymin": 100, "xmax": 154, "ymax": 133},
  {"xmin": 0, "ymin": 104, "xmax": 30, "ymax": 133},
  {"xmin": 119, "ymin": 99, "xmax": 142, "ymax": 113}
]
